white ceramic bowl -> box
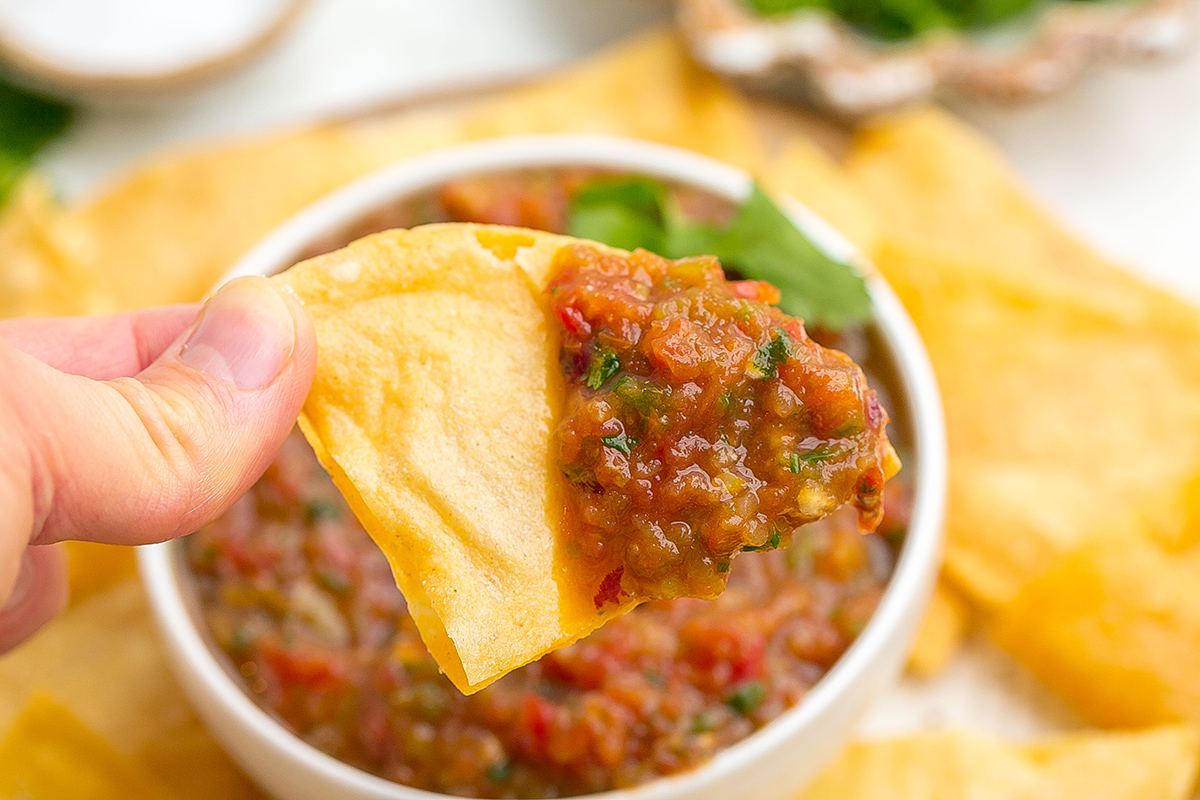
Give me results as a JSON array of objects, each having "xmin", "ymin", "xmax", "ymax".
[{"xmin": 139, "ymin": 135, "xmax": 946, "ymax": 800}]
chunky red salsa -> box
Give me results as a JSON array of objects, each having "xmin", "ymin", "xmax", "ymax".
[
  {"xmin": 187, "ymin": 169, "xmax": 912, "ymax": 798},
  {"xmin": 549, "ymin": 244, "xmax": 894, "ymax": 607}
]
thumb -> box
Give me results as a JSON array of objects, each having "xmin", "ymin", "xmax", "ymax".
[{"xmin": 8, "ymin": 276, "xmax": 316, "ymax": 552}]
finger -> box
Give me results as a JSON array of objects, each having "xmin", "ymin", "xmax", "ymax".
[
  {"xmin": 0, "ymin": 544, "xmax": 68, "ymax": 654},
  {"xmin": 0, "ymin": 304, "xmax": 200, "ymax": 380},
  {"xmin": 6, "ymin": 276, "xmax": 316, "ymax": 547}
]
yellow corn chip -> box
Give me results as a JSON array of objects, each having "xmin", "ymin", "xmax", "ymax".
[
  {"xmin": 63, "ymin": 541, "xmax": 138, "ymax": 606},
  {"xmin": 275, "ymin": 224, "xmax": 631, "ymax": 693},
  {"xmin": 993, "ymin": 537, "xmax": 1200, "ymax": 727},
  {"xmin": 870, "ymin": 232, "xmax": 1200, "ymax": 607},
  {"xmin": 0, "ymin": 579, "xmax": 264, "ymax": 800},
  {"xmin": 800, "ymin": 725, "xmax": 1200, "ymax": 800},
  {"xmin": 461, "ymin": 30, "xmax": 765, "ymax": 173},
  {"xmin": 765, "ymin": 135, "xmax": 879, "ymax": 255},
  {"xmin": 0, "ymin": 175, "xmax": 115, "ymax": 319},
  {"xmin": 906, "ymin": 578, "xmax": 970, "ymax": 677},
  {"xmin": 0, "ymin": 694, "xmax": 178, "ymax": 800}
]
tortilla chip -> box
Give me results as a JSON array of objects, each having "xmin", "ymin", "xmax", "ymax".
[
  {"xmin": 800, "ymin": 725, "xmax": 1200, "ymax": 800},
  {"xmin": 906, "ymin": 578, "xmax": 970, "ymax": 677},
  {"xmin": 0, "ymin": 175, "xmax": 114, "ymax": 319},
  {"xmin": 0, "ymin": 579, "xmax": 263, "ymax": 800},
  {"xmin": 993, "ymin": 536, "xmax": 1200, "ymax": 727},
  {"xmin": 6, "ymin": 30, "xmax": 764, "ymax": 316},
  {"xmin": 871, "ymin": 231, "xmax": 1200, "ymax": 607},
  {"xmin": 0, "ymin": 694, "xmax": 178, "ymax": 800},
  {"xmin": 275, "ymin": 224, "xmax": 633, "ymax": 693},
  {"xmin": 63, "ymin": 541, "xmax": 137, "ymax": 606},
  {"xmin": 461, "ymin": 30, "xmax": 764, "ymax": 174},
  {"xmin": 765, "ymin": 135, "xmax": 879, "ymax": 255}
]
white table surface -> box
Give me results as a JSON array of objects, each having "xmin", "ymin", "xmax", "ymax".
[{"xmin": 32, "ymin": 0, "xmax": 1198, "ymax": 744}]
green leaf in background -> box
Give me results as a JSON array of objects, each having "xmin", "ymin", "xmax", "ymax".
[
  {"xmin": 743, "ymin": 0, "xmax": 1040, "ymax": 40},
  {"xmin": 568, "ymin": 177, "xmax": 668, "ymax": 254},
  {"xmin": 0, "ymin": 80, "xmax": 73, "ymax": 207},
  {"xmin": 567, "ymin": 177, "xmax": 872, "ymax": 330},
  {"xmin": 698, "ymin": 186, "xmax": 872, "ymax": 329}
]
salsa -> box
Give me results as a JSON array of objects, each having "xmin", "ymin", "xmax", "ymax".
[
  {"xmin": 186, "ymin": 169, "xmax": 913, "ymax": 798},
  {"xmin": 549, "ymin": 244, "xmax": 895, "ymax": 606}
]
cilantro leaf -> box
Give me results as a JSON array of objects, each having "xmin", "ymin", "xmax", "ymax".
[
  {"xmin": 703, "ymin": 186, "xmax": 871, "ymax": 329},
  {"xmin": 567, "ymin": 178, "xmax": 871, "ymax": 330},
  {"xmin": 584, "ymin": 347, "xmax": 621, "ymax": 389},
  {"xmin": 725, "ymin": 682, "xmax": 766, "ymax": 715},
  {"xmin": 0, "ymin": 81, "xmax": 72, "ymax": 207},
  {"xmin": 748, "ymin": 329, "xmax": 794, "ymax": 379},
  {"xmin": 568, "ymin": 177, "xmax": 667, "ymax": 254},
  {"xmin": 743, "ymin": 529, "xmax": 783, "ymax": 552},
  {"xmin": 600, "ymin": 431, "xmax": 639, "ymax": 455}
]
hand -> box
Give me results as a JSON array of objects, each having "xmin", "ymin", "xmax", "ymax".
[{"xmin": 0, "ymin": 277, "xmax": 316, "ymax": 653}]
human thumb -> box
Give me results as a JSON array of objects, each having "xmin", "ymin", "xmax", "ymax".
[{"xmin": 6, "ymin": 276, "xmax": 316, "ymax": 553}]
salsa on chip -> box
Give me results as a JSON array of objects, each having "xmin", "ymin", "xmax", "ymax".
[{"xmin": 271, "ymin": 223, "xmax": 896, "ymax": 695}]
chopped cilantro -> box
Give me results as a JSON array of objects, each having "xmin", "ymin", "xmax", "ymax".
[
  {"xmin": 788, "ymin": 446, "xmax": 845, "ymax": 473},
  {"xmin": 317, "ymin": 570, "xmax": 350, "ymax": 596},
  {"xmin": 485, "ymin": 761, "xmax": 513, "ymax": 784},
  {"xmin": 748, "ymin": 329, "xmax": 794, "ymax": 379},
  {"xmin": 717, "ymin": 561, "xmax": 731, "ymax": 573},
  {"xmin": 306, "ymin": 499, "xmax": 342, "ymax": 523},
  {"xmin": 743, "ymin": 529, "xmax": 783, "ymax": 552},
  {"xmin": 0, "ymin": 80, "xmax": 72, "ymax": 207},
  {"xmin": 584, "ymin": 347, "xmax": 621, "ymax": 389},
  {"xmin": 614, "ymin": 375, "xmax": 667, "ymax": 417},
  {"xmin": 644, "ymin": 669, "xmax": 667, "ymax": 688},
  {"xmin": 601, "ymin": 431, "xmax": 639, "ymax": 455},
  {"xmin": 567, "ymin": 178, "xmax": 871, "ymax": 330},
  {"xmin": 725, "ymin": 682, "xmax": 766, "ymax": 715}
]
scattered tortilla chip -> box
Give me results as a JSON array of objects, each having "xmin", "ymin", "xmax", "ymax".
[
  {"xmin": 0, "ymin": 175, "xmax": 114, "ymax": 319},
  {"xmin": 0, "ymin": 30, "xmax": 765, "ymax": 317},
  {"xmin": 993, "ymin": 537, "xmax": 1200, "ymax": 727},
  {"xmin": 63, "ymin": 541, "xmax": 137, "ymax": 606},
  {"xmin": 0, "ymin": 694, "xmax": 178, "ymax": 800},
  {"xmin": 765, "ymin": 135, "xmax": 879, "ymax": 255},
  {"xmin": 800, "ymin": 725, "xmax": 1200, "ymax": 800},
  {"xmin": 873, "ymin": 237, "xmax": 1200, "ymax": 606},
  {"xmin": 907, "ymin": 578, "xmax": 970, "ymax": 677},
  {"xmin": 275, "ymin": 224, "xmax": 629, "ymax": 693},
  {"xmin": 461, "ymin": 30, "xmax": 764, "ymax": 173},
  {"xmin": 0, "ymin": 579, "xmax": 264, "ymax": 800}
]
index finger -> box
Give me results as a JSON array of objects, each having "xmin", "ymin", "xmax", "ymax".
[{"xmin": 0, "ymin": 305, "xmax": 200, "ymax": 380}]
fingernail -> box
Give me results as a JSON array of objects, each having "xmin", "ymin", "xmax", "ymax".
[
  {"xmin": 2, "ymin": 553, "xmax": 33, "ymax": 612},
  {"xmin": 181, "ymin": 277, "xmax": 296, "ymax": 390}
]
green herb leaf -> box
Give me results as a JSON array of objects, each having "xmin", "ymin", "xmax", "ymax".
[
  {"xmin": 743, "ymin": 529, "xmax": 783, "ymax": 552},
  {"xmin": 787, "ymin": 445, "xmax": 846, "ymax": 473},
  {"xmin": 0, "ymin": 81, "xmax": 72, "ymax": 207},
  {"xmin": 600, "ymin": 431, "xmax": 639, "ymax": 455},
  {"xmin": 584, "ymin": 347, "xmax": 621, "ymax": 389},
  {"xmin": 568, "ymin": 178, "xmax": 871, "ymax": 330},
  {"xmin": 568, "ymin": 177, "xmax": 668, "ymax": 253},
  {"xmin": 704, "ymin": 186, "xmax": 871, "ymax": 329},
  {"xmin": 725, "ymin": 682, "xmax": 766, "ymax": 715},
  {"xmin": 748, "ymin": 329, "xmax": 794, "ymax": 379},
  {"xmin": 306, "ymin": 499, "xmax": 342, "ymax": 523},
  {"xmin": 485, "ymin": 761, "xmax": 512, "ymax": 784},
  {"xmin": 717, "ymin": 561, "xmax": 731, "ymax": 573}
]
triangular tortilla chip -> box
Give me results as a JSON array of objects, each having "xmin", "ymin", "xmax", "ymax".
[
  {"xmin": 0, "ymin": 695, "xmax": 178, "ymax": 800},
  {"xmin": 800, "ymin": 725, "xmax": 1200, "ymax": 800},
  {"xmin": 993, "ymin": 536, "xmax": 1200, "ymax": 727},
  {"xmin": 274, "ymin": 225, "xmax": 626, "ymax": 693}
]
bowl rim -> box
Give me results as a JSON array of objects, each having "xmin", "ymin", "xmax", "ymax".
[{"xmin": 139, "ymin": 133, "xmax": 946, "ymax": 800}]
